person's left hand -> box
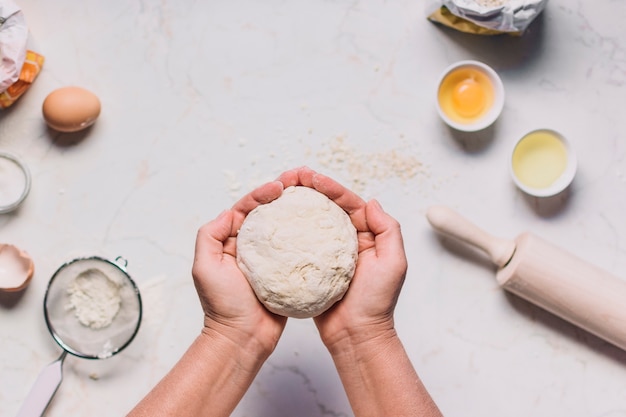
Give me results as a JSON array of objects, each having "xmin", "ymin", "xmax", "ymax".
[{"xmin": 192, "ymin": 180, "xmax": 288, "ymax": 357}]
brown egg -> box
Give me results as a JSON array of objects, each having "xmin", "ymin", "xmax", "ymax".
[{"xmin": 42, "ymin": 86, "xmax": 101, "ymax": 132}]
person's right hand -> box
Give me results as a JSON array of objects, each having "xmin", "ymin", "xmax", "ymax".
[
  {"xmin": 276, "ymin": 167, "xmax": 408, "ymax": 350},
  {"xmin": 314, "ymin": 198, "xmax": 408, "ymax": 351}
]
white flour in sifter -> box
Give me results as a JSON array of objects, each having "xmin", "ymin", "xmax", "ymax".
[{"xmin": 67, "ymin": 268, "xmax": 122, "ymax": 329}]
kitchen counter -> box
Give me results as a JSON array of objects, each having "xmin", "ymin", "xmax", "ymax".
[{"xmin": 1, "ymin": 1, "xmax": 626, "ymax": 416}]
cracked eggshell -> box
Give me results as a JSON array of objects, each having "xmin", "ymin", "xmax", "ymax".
[{"xmin": 0, "ymin": 243, "xmax": 34, "ymax": 292}]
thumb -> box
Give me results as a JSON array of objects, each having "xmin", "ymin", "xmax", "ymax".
[
  {"xmin": 365, "ymin": 199, "xmax": 407, "ymax": 265},
  {"xmin": 194, "ymin": 210, "xmax": 234, "ymax": 266}
]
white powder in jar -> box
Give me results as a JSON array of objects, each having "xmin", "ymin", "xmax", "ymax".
[
  {"xmin": 0, "ymin": 154, "xmax": 28, "ymax": 210},
  {"xmin": 67, "ymin": 268, "xmax": 122, "ymax": 329}
]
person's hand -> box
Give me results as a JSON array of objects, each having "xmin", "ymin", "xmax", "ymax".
[
  {"xmin": 192, "ymin": 180, "xmax": 288, "ymax": 357},
  {"xmin": 129, "ymin": 181, "xmax": 292, "ymax": 417},
  {"xmin": 132, "ymin": 168, "xmax": 436, "ymax": 417},
  {"xmin": 276, "ymin": 167, "xmax": 407, "ymax": 349}
]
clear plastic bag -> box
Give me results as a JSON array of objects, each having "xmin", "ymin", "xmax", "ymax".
[
  {"xmin": 0, "ymin": 0, "xmax": 28, "ymax": 93},
  {"xmin": 426, "ymin": 0, "xmax": 548, "ymax": 35}
]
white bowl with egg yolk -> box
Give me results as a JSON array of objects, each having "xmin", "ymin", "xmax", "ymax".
[{"xmin": 436, "ymin": 60, "xmax": 505, "ymax": 132}]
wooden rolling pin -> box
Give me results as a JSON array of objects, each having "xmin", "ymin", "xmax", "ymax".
[{"xmin": 426, "ymin": 205, "xmax": 626, "ymax": 351}]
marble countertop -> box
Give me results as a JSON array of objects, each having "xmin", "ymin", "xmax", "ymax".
[{"xmin": 2, "ymin": 1, "xmax": 626, "ymax": 416}]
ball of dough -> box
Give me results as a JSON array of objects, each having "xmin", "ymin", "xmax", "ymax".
[{"xmin": 236, "ymin": 186, "xmax": 358, "ymax": 318}]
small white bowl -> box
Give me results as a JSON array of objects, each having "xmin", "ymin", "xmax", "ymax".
[
  {"xmin": 510, "ymin": 129, "xmax": 577, "ymax": 197},
  {"xmin": 0, "ymin": 151, "xmax": 31, "ymax": 214},
  {"xmin": 436, "ymin": 60, "xmax": 505, "ymax": 132}
]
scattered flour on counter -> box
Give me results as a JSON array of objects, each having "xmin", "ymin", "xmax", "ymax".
[
  {"xmin": 67, "ymin": 268, "xmax": 122, "ymax": 330},
  {"xmin": 222, "ymin": 131, "xmax": 433, "ymax": 199},
  {"xmin": 223, "ymin": 136, "xmax": 301, "ymax": 200},
  {"xmin": 223, "ymin": 169, "xmax": 243, "ymax": 195},
  {"xmin": 316, "ymin": 134, "xmax": 430, "ymax": 194}
]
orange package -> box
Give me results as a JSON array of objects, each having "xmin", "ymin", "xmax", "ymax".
[{"xmin": 0, "ymin": 50, "xmax": 45, "ymax": 109}]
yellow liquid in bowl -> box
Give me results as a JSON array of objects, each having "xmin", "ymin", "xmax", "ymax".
[
  {"xmin": 438, "ymin": 67, "xmax": 495, "ymax": 124},
  {"xmin": 512, "ymin": 131, "xmax": 568, "ymax": 189}
]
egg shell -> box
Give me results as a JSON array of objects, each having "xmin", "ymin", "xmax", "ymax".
[
  {"xmin": 0, "ymin": 243, "xmax": 34, "ymax": 292},
  {"xmin": 42, "ymin": 86, "xmax": 101, "ymax": 132}
]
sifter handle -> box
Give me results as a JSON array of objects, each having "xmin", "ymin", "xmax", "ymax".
[
  {"xmin": 16, "ymin": 351, "xmax": 67, "ymax": 417},
  {"xmin": 426, "ymin": 205, "xmax": 516, "ymax": 268}
]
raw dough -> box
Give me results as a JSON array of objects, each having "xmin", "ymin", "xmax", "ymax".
[{"xmin": 236, "ymin": 186, "xmax": 358, "ymax": 318}]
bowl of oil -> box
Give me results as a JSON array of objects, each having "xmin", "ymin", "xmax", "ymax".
[
  {"xmin": 510, "ymin": 129, "xmax": 577, "ymax": 197},
  {"xmin": 436, "ymin": 60, "xmax": 505, "ymax": 132}
]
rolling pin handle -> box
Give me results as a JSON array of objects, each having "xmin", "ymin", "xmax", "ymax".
[{"xmin": 426, "ymin": 205, "xmax": 516, "ymax": 268}]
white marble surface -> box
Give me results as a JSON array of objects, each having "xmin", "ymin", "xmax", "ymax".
[{"xmin": 1, "ymin": 0, "xmax": 626, "ymax": 416}]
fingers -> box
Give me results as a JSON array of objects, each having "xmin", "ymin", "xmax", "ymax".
[
  {"xmin": 275, "ymin": 166, "xmax": 317, "ymax": 187},
  {"xmin": 226, "ymin": 166, "xmax": 370, "ymax": 236},
  {"xmin": 311, "ymin": 171, "xmax": 368, "ymax": 231},
  {"xmin": 365, "ymin": 199, "xmax": 407, "ymax": 270},
  {"xmin": 277, "ymin": 167, "xmax": 368, "ymax": 232},
  {"xmin": 230, "ymin": 180, "xmax": 284, "ymax": 235}
]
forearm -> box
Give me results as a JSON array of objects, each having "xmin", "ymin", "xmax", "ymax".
[
  {"xmin": 128, "ymin": 328, "xmax": 269, "ymax": 417},
  {"xmin": 328, "ymin": 329, "xmax": 442, "ymax": 417}
]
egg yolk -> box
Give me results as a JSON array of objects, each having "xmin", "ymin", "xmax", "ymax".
[
  {"xmin": 452, "ymin": 78, "xmax": 486, "ymax": 118},
  {"xmin": 437, "ymin": 67, "xmax": 495, "ymax": 124}
]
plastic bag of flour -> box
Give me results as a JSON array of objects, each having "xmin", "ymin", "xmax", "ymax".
[
  {"xmin": 0, "ymin": 0, "xmax": 28, "ymax": 93},
  {"xmin": 426, "ymin": 0, "xmax": 548, "ymax": 35},
  {"xmin": 0, "ymin": 0, "xmax": 44, "ymax": 108}
]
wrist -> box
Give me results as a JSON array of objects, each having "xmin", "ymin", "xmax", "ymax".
[
  {"xmin": 323, "ymin": 321, "xmax": 398, "ymax": 362},
  {"xmin": 199, "ymin": 320, "xmax": 274, "ymax": 373}
]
